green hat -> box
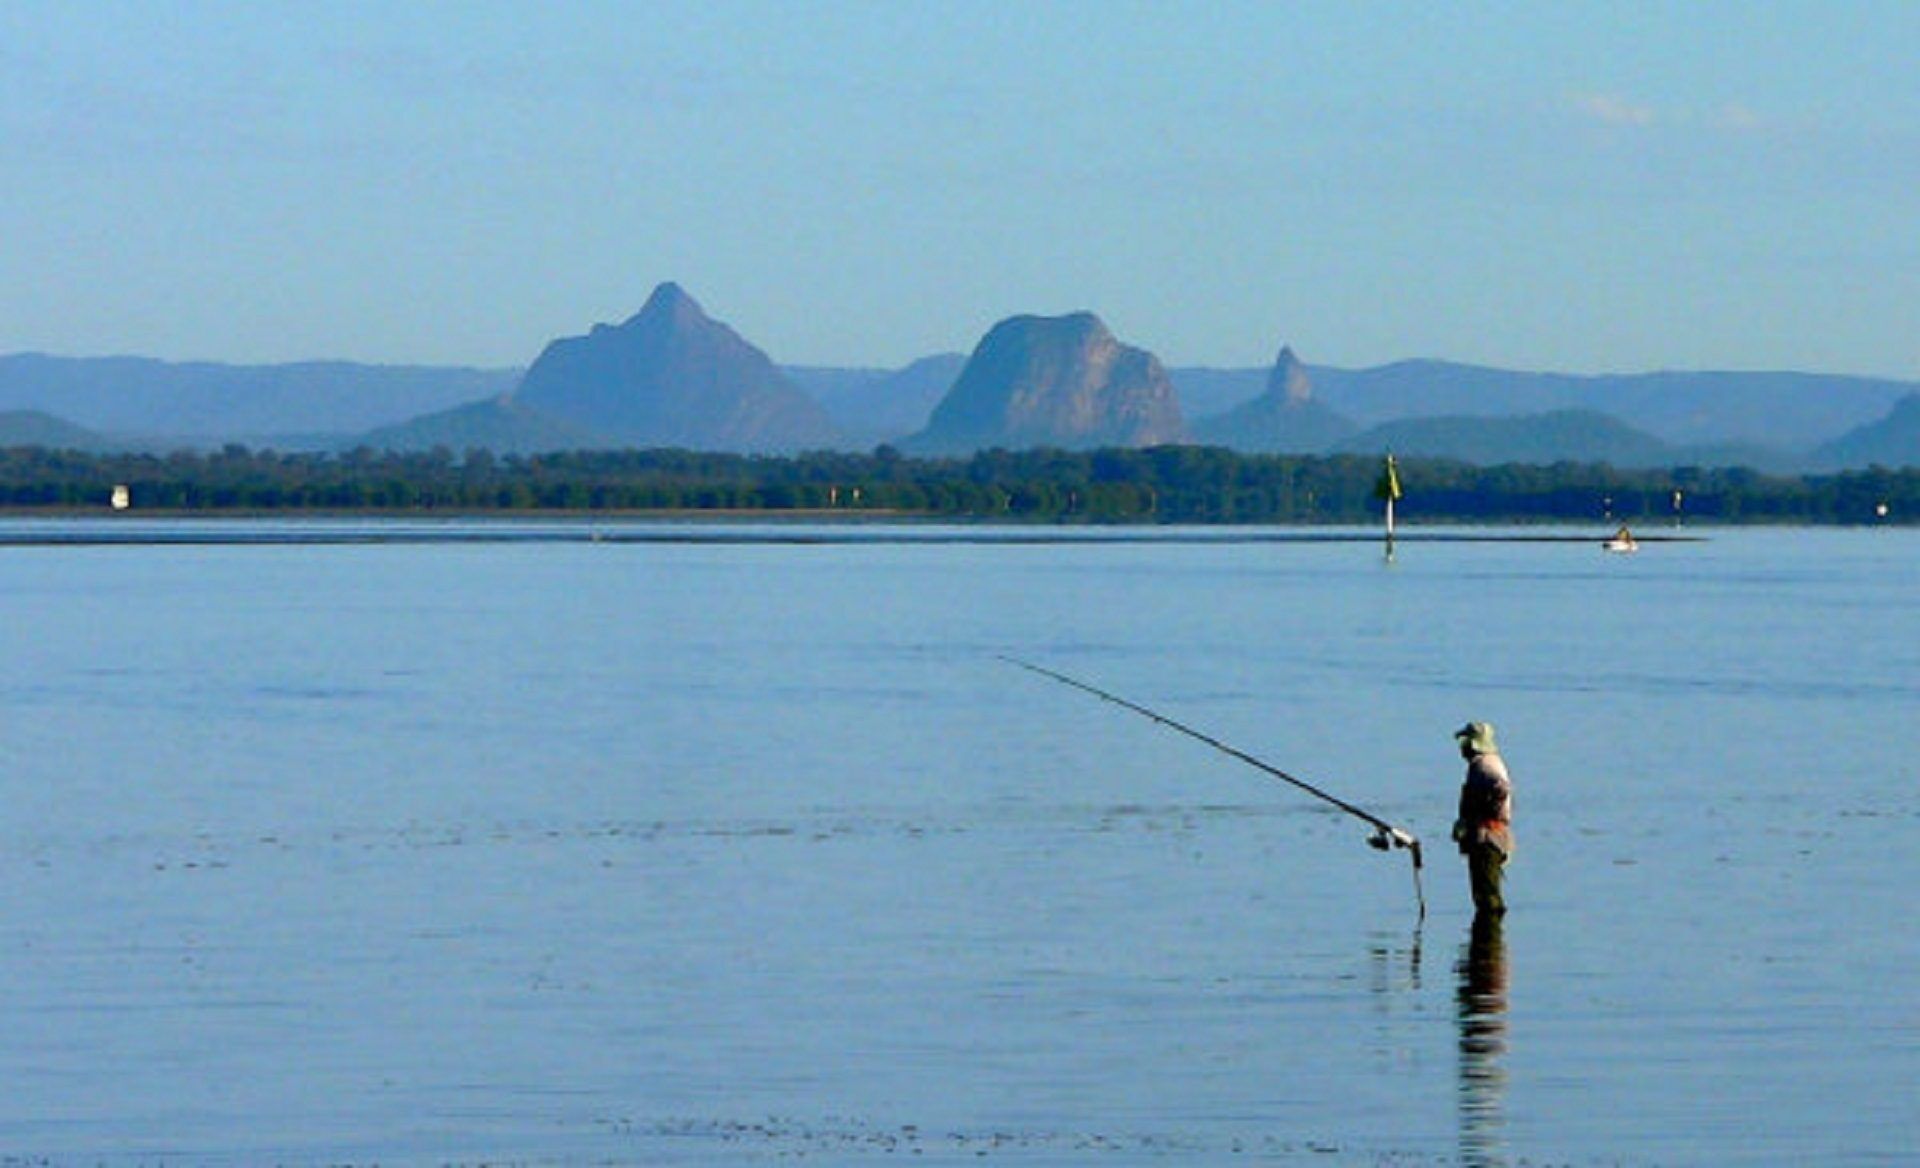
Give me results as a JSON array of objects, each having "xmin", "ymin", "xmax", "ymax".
[{"xmin": 1455, "ymin": 722, "xmax": 1498, "ymax": 755}]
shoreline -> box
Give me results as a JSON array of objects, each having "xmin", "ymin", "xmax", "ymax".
[{"xmin": 0, "ymin": 512, "xmax": 1724, "ymax": 546}]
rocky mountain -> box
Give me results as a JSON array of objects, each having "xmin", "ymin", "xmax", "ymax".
[
  {"xmin": 904, "ymin": 313, "xmax": 1186, "ymax": 454},
  {"xmin": 509, "ymin": 283, "xmax": 842, "ymax": 454},
  {"xmin": 1811, "ymin": 393, "xmax": 1920, "ymax": 469},
  {"xmin": 1192, "ymin": 346, "xmax": 1358, "ymax": 453}
]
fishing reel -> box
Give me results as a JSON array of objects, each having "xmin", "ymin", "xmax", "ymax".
[{"xmin": 1368, "ymin": 826, "xmax": 1421, "ymax": 866}]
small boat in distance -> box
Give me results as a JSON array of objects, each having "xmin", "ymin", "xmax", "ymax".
[{"xmin": 1603, "ymin": 525, "xmax": 1639, "ymax": 554}]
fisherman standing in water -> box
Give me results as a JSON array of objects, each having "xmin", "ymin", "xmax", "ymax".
[{"xmin": 1451, "ymin": 722, "xmax": 1513, "ymax": 916}]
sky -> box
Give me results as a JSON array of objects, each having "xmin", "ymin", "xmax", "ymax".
[{"xmin": 4, "ymin": 1, "xmax": 1919, "ymax": 377}]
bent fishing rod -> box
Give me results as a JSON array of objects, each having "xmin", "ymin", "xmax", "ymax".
[{"xmin": 1001, "ymin": 655, "xmax": 1424, "ymax": 918}]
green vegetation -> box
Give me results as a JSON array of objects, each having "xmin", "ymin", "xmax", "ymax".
[{"xmin": 0, "ymin": 443, "xmax": 1912, "ymax": 524}]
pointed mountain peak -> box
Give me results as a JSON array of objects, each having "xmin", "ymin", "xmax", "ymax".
[
  {"xmin": 631, "ymin": 281, "xmax": 708, "ymax": 328},
  {"xmin": 1268, "ymin": 344, "xmax": 1313, "ymax": 404},
  {"xmin": 511, "ymin": 285, "xmax": 841, "ymax": 453}
]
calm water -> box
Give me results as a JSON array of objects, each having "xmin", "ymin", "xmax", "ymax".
[{"xmin": 0, "ymin": 520, "xmax": 1912, "ymax": 1165}]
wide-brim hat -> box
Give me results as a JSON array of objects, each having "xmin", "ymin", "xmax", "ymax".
[{"xmin": 1454, "ymin": 721, "xmax": 1498, "ymax": 755}]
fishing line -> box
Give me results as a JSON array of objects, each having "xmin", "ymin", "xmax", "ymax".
[{"xmin": 1001, "ymin": 655, "xmax": 1425, "ymax": 919}]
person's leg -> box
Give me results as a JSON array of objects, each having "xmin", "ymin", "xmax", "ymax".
[{"xmin": 1469, "ymin": 844, "xmax": 1506, "ymax": 915}]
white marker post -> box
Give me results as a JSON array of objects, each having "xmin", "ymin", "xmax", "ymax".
[{"xmin": 1375, "ymin": 454, "xmax": 1402, "ymax": 557}]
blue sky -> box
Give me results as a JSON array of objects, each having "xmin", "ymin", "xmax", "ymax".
[{"xmin": 4, "ymin": 1, "xmax": 1917, "ymax": 376}]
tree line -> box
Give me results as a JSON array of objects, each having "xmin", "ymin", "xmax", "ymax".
[{"xmin": 0, "ymin": 443, "xmax": 1910, "ymax": 524}]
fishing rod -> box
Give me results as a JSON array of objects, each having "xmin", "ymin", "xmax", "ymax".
[{"xmin": 1001, "ymin": 655, "xmax": 1425, "ymax": 918}]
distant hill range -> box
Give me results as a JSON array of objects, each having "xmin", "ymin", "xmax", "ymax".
[
  {"xmin": 1335, "ymin": 409, "xmax": 1676, "ymax": 468},
  {"xmin": 0, "ymin": 351, "xmax": 515, "ymax": 448},
  {"xmin": 1811, "ymin": 393, "xmax": 1920, "ymax": 470},
  {"xmin": 0, "ymin": 409, "xmax": 113, "ymax": 451},
  {"xmin": 787, "ymin": 354, "xmax": 966, "ymax": 448},
  {"xmin": 360, "ymin": 396, "xmax": 604, "ymax": 457},
  {"xmin": 3, "ymin": 282, "xmax": 1918, "ymax": 468}
]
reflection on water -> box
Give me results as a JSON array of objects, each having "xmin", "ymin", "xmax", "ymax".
[
  {"xmin": 1456, "ymin": 915, "xmax": 1509, "ymax": 1167},
  {"xmin": 1366, "ymin": 927, "xmax": 1423, "ymax": 998}
]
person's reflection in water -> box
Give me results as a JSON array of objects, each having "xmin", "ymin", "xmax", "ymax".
[{"xmin": 1456, "ymin": 914, "xmax": 1509, "ymax": 1168}]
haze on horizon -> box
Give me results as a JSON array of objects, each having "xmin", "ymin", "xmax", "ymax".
[{"xmin": 4, "ymin": 1, "xmax": 1918, "ymax": 380}]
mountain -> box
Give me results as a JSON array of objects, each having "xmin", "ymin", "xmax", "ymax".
[
  {"xmin": 1302, "ymin": 360, "xmax": 1912, "ymax": 448},
  {"xmin": 0, "ymin": 353, "xmax": 517, "ymax": 443},
  {"xmin": 9, "ymin": 317, "xmax": 1918, "ymax": 465},
  {"xmin": 359, "ymin": 397, "xmax": 607, "ymax": 455},
  {"xmin": 787, "ymin": 353, "xmax": 966, "ymax": 445},
  {"xmin": 1192, "ymin": 346, "xmax": 1358, "ymax": 453},
  {"xmin": 510, "ymin": 283, "xmax": 841, "ymax": 454},
  {"xmin": 1811, "ymin": 394, "xmax": 1920, "ymax": 469},
  {"xmin": 1165, "ymin": 366, "xmax": 1269, "ymax": 420},
  {"xmin": 1333, "ymin": 409, "xmax": 1679, "ymax": 468},
  {"xmin": 904, "ymin": 312, "xmax": 1186, "ymax": 454},
  {"xmin": 0, "ymin": 409, "xmax": 113, "ymax": 451}
]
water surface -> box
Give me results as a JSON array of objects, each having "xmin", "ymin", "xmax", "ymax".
[{"xmin": 0, "ymin": 521, "xmax": 1912, "ymax": 1164}]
